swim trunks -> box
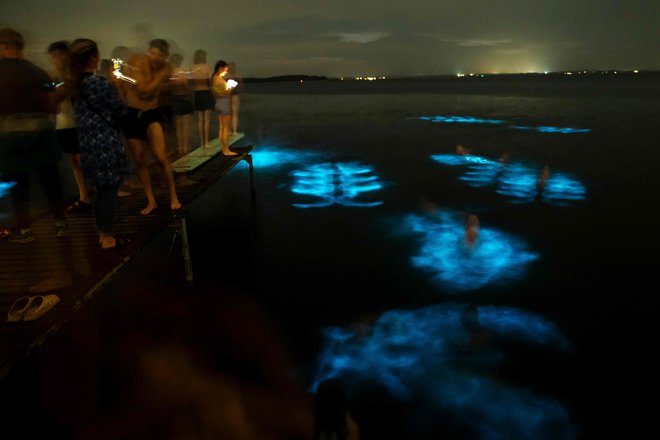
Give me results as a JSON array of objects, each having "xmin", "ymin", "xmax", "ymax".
[{"xmin": 122, "ymin": 107, "xmax": 165, "ymax": 140}]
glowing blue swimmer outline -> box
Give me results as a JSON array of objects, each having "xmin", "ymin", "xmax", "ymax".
[
  {"xmin": 311, "ymin": 303, "xmax": 575, "ymax": 439},
  {"xmin": 430, "ymin": 154, "xmax": 587, "ymax": 205},
  {"xmin": 290, "ymin": 162, "xmax": 385, "ymax": 208},
  {"xmin": 402, "ymin": 211, "xmax": 539, "ymax": 291}
]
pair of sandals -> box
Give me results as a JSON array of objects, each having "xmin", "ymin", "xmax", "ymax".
[{"xmin": 7, "ymin": 295, "xmax": 60, "ymax": 322}]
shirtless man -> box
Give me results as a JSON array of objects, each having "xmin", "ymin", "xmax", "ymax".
[{"xmin": 121, "ymin": 39, "xmax": 181, "ymax": 214}]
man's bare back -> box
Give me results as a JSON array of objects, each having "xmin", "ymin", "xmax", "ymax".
[{"xmin": 123, "ymin": 53, "xmax": 171, "ymax": 110}]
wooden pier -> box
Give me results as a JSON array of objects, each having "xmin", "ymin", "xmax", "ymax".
[{"xmin": 0, "ymin": 137, "xmax": 254, "ymax": 378}]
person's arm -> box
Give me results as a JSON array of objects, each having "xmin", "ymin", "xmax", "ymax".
[{"xmin": 211, "ymin": 75, "xmax": 232, "ymax": 97}]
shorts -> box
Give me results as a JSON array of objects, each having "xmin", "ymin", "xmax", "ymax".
[
  {"xmin": 170, "ymin": 95, "xmax": 194, "ymax": 116},
  {"xmin": 215, "ymin": 97, "xmax": 232, "ymax": 115},
  {"xmin": 122, "ymin": 107, "xmax": 165, "ymax": 140},
  {"xmin": 194, "ymin": 90, "xmax": 215, "ymax": 111},
  {"xmin": 56, "ymin": 127, "xmax": 80, "ymax": 154}
]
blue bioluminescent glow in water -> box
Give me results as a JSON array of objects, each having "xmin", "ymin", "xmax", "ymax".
[
  {"xmin": 311, "ymin": 303, "xmax": 575, "ymax": 439},
  {"xmin": 430, "ymin": 154, "xmax": 473, "ymax": 166},
  {"xmin": 430, "ymin": 154, "xmax": 587, "ymax": 205},
  {"xmin": 509, "ymin": 125, "xmax": 592, "ymax": 134},
  {"xmin": 496, "ymin": 163, "xmax": 541, "ymax": 203},
  {"xmin": 477, "ymin": 306, "xmax": 571, "ymax": 350},
  {"xmin": 250, "ymin": 145, "xmax": 323, "ymax": 170},
  {"xmin": 540, "ymin": 172, "xmax": 588, "ymax": 207},
  {"xmin": 400, "ymin": 211, "xmax": 538, "ymax": 291},
  {"xmin": 412, "ymin": 115, "xmax": 591, "ymax": 134},
  {"xmin": 411, "ymin": 115, "xmax": 508, "ymax": 125},
  {"xmin": 462, "ymin": 158, "xmax": 503, "ymax": 188},
  {"xmin": 290, "ymin": 162, "xmax": 384, "ymax": 208},
  {"xmin": 0, "ymin": 181, "xmax": 16, "ymax": 199}
]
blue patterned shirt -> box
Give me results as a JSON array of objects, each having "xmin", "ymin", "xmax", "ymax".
[{"xmin": 73, "ymin": 74, "xmax": 128, "ymax": 186}]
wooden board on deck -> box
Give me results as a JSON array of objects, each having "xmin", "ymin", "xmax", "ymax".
[{"xmin": 172, "ymin": 132, "xmax": 245, "ymax": 173}]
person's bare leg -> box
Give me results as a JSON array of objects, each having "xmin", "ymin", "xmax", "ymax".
[
  {"xmin": 197, "ymin": 111, "xmax": 206, "ymax": 148},
  {"xmin": 147, "ymin": 122, "xmax": 181, "ymax": 210},
  {"xmin": 175, "ymin": 116, "xmax": 185, "ymax": 156},
  {"xmin": 181, "ymin": 114, "xmax": 190, "ymax": 154},
  {"xmin": 127, "ymin": 138, "xmax": 158, "ymax": 215},
  {"xmin": 220, "ymin": 115, "xmax": 237, "ymax": 156},
  {"xmin": 205, "ymin": 110, "xmax": 212, "ymax": 147},
  {"xmin": 69, "ymin": 153, "xmax": 90, "ymax": 203}
]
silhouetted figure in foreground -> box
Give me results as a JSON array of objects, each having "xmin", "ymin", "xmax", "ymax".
[{"xmin": 0, "ymin": 27, "xmax": 66, "ymax": 243}]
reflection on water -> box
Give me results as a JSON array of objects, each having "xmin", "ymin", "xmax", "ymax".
[
  {"xmin": 400, "ymin": 210, "xmax": 538, "ymax": 291},
  {"xmin": 290, "ymin": 162, "xmax": 384, "ymax": 208},
  {"xmin": 250, "ymin": 145, "xmax": 323, "ymax": 170},
  {"xmin": 0, "ymin": 181, "xmax": 15, "ymax": 199},
  {"xmin": 431, "ymin": 154, "xmax": 587, "ymax": 205},
  {"xmin": 311, "ymin": 303, "xmax": 575, "ymax": 439},
  {"xmin": 410, "ymin": 115, "xmax": 591, "ymax": 133}
]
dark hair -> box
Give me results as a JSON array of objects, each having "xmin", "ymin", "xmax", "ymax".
[
  {"xmin": 111, "ymin": 45, "xmax": 132, "ymax": 60},
  {"xmin": 48, "ymin": 40, "xmax": 68, "ymax": 53},
  {"xmin": 149, "ymin": 38, "xmax": 169, "ymax": 56},
  {"xmin": 66, "ymin": 38, "xmax": 99, "ymax": 98},
  {"xmin": 0, "ymin": 27, "xmax": 24, "ymax": 50},
  {"xmin": 169, "ymin": 53, "xmax": 183, "ymax": 67},
  {"xmin": 213, "ymin": 60, "xmax": 228, "ymax": 75},
  {"xmin": 193, "ymin": 49, "xmax": 206, "ymax": 64}
]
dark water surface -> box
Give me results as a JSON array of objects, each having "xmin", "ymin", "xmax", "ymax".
[
  {"xmin": 180, "ymin": 76, "xmax": 659, "ymax": 438},
  {"xmin": 4, "ymin": 76, "xmax": 658, "ymax": 438}
]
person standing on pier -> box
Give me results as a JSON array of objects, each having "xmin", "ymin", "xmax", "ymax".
[
  {"xmin": 189, "ymin": 49, "xmax": 214, "ymax": 149},
  {"xmin": 48, "ymin": 40, "xmax": 92, "ymax": 212},
  {"xmin": 0, "ymin": 28, "xmax": 67, "ymax": 243},
  {"xmin": 120, "ymin": 39, "xmax": 181, "ymax": 215},
  {"xmin": 67, "ymin": 38, "xmax": 130, "ymax": 250},
  {"xmin": 211, "ymin": 60, "xmax": 238, "ymax": 156}
]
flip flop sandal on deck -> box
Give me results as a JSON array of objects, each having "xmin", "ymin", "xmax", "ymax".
[
  {"xmin": 23, "ymin": 295, "xmax": 60, "ymax": 321},
  {"xmin": 7, "ymin": 297, "xmax": 33, "ymax": 322}
]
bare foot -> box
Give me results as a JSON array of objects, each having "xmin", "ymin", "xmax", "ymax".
[
  {"xmin": 141, "ymin": 202, "xmax": 157, "ymax": 215},
  {"xmin": 223, "ymin": 150, "xmax": 238, "ymax": 156},
  {"xmin": 171, "ymin": 200, "xmax": 182, "ymax": 211},
  {"xmin": 100, "ymin": 236, "xmax": 116, "ymax": 249}
]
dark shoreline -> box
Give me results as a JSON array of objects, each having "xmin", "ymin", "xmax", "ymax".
[{"xmin": 243, "ymin": 71, "xmax": 660, "ymax": 83}]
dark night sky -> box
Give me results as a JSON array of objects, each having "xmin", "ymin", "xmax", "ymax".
[{"xmin": 3, "ymin": 0, "xmax": 659, "ymax": 77}]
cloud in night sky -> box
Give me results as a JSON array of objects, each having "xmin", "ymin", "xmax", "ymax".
[{"xmin": 2, "ymin": 0, "xmax": 659, "ymax": 76}]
